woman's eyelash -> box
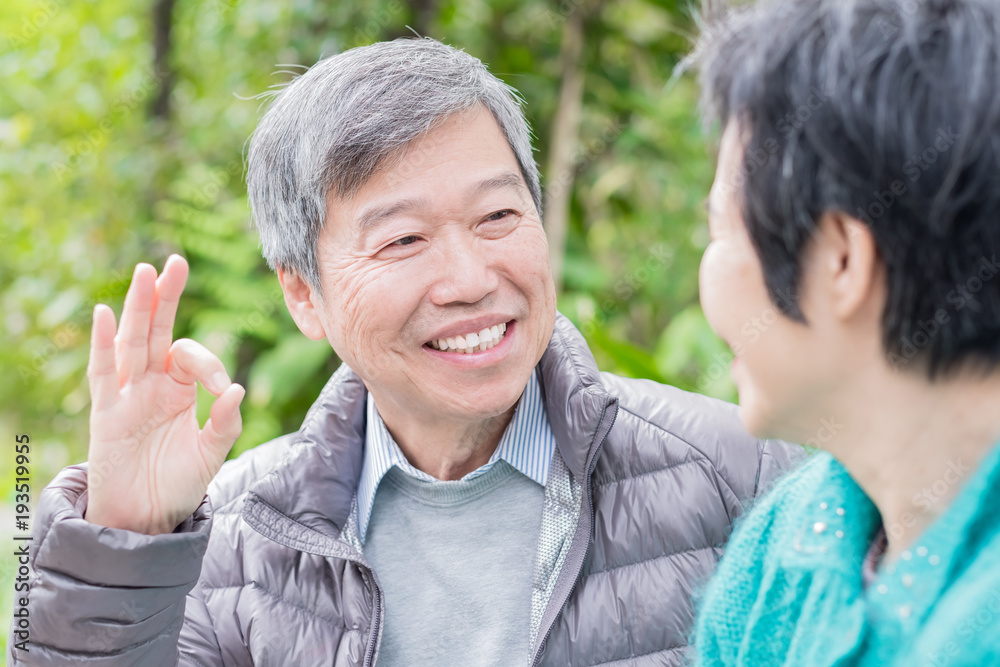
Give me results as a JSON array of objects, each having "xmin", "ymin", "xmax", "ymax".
[{"xmin": 487, "ymin": 209, "xmax": 515, "ymax": 221}]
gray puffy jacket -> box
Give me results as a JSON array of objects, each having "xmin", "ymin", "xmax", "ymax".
[{"xmin": 8, "ymin": 314, "xmax": 803, "ymax": 666}]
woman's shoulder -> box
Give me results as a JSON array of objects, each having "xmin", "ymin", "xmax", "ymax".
[
  {"xmin": 732, "ymin": 451, "xmax": 855, "ymax": 545},
  {"xmin": 901, "ymin": 534, "xmax": 1000, "ymax": 665},
  {"xmin": 703, "ymin": 450, "xmax": 873, "ymax": 599},
  {"xmin": 692, "ymin": 451, "xmax": 878, "ymax": 665}
]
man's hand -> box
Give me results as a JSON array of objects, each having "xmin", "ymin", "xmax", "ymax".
[{"xmin": 84, "ymin": 254, "xmax": 246, "ymax": 535}]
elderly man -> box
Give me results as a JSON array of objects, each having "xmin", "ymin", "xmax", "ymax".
[{"xmin": 10, "ymin": 39, "xmax": 801, "ymax": 666}]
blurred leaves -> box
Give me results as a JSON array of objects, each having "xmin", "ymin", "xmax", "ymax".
[
  {"xmin": 1, "ymin": 1, "xmax": 741, "ymax": 645},
  {"xmin": 0, "ymin": 0, "xmax": 735, "ymax": 520}
]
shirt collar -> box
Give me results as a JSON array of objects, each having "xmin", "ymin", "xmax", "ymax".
[{"xmin": 355, "ymin": 367, "xmax": 556, "ymax": 543}]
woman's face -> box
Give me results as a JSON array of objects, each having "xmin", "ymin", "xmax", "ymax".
[{"xmin": 699, "ymin": 121, "xmax": 852, "ymax": 444}]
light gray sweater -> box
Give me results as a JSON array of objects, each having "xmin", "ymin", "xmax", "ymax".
[{"xmin": 363, "ymin": 460, "xmax": 545, "ymax": 666}]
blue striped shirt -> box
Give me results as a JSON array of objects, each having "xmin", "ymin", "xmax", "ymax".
[{"xmin": 356, "ymin": 368, "xmax": 556, "ymax": 543}]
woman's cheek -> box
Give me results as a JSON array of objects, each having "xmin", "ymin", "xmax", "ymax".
[{"xmin": 699, "ymin": 242, "xmax": 732, "ymax": 340}]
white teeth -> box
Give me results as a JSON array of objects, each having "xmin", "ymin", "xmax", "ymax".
[{"xmin": 428, "ymin": 322, "xmax": 509, "ymax": 354}]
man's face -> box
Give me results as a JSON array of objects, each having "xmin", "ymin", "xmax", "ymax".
[{"xmin": 303, "ymin": 106, "xmax": 556, "ymax": 426}]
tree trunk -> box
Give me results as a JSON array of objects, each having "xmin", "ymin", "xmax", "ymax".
[
  {"xmin": 543, "ymin": 5, "xmax": 590, "ymax": 292},
  {"xmin": 410, "ymin": 0, "xmax": 435, "ymax": 37},
  {"xmin": 150, "ymin": 0, "xmax": 176, "ymax": 120}
]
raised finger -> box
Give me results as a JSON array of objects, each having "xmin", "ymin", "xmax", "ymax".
[
  {"xmin": 166, "ymin": 338, "xmax": 231, "ymax": 395},
  {"xmin": 115, "ymin": 263, "xmax": 156, "ymax": 386},
  {"xmin": 87, "ymin": 304, "xmax": 119, "ymax": 411},
  {"xmin": 198, "ymin": 383, "xmax": 246, "ymax": 469},
  {"xmin": 148, "ymin": 254, "xmax": 189, "ymax": 373}
]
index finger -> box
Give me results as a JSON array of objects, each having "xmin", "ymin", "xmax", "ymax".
[{"xmin": 148, "ymin": 254, "xmax": 189, "ymax": 373}]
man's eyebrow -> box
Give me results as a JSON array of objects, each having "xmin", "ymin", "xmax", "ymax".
[
  {"xmin": 352, "ymin": 172, "xmax": 528, "ymax": 232},
  {"xmin": 354, "ymin": 197, "xmax": 426, "ymax": 232},
  {"xmin": 470, "ymin": 171, "xmax": 529, "ymax": 199}
]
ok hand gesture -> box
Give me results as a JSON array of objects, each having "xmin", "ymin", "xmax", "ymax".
[{"xmin": 85, "ymin": 254, "xmax": 245, "ymax": 535}]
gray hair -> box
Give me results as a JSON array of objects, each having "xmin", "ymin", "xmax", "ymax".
[{"xmin": 246, "ymin": 37, "xmax": 542, "ymax": 294}]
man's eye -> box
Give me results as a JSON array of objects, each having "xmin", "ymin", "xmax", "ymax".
[
  {"xmin": 486, "ymin": 209, "xmax": 515, "ymax": 221},
  {"xmin": 392, "ymin": 235, "xmax": 420, "ymax": 246}
]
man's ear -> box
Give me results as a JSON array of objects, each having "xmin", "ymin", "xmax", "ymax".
[
  {"xmin": 277, "ymin": 267, "xmax": 327, "ymax": 341},
  {"xmin": 813, "ymin": 211, "xmax": 884, "ymax": 322}
]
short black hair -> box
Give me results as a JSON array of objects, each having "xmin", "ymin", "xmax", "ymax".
[{"xmin": 694, "ymin": 0, "xmax": 1000, "ymax": 378}]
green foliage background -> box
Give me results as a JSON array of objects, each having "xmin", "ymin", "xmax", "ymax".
[{"xmin": 0, "ymin": 0, "xmax": 735, "ymax": 650}]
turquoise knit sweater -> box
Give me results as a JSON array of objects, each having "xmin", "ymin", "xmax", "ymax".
[{"xmin": 692, "ymin": 442, "xmax": 1000, "ymax": 666}]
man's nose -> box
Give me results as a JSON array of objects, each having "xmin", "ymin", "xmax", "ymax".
[{"xmin": 427, "ymin": 235, "xmax": 500, "ymax": 305}]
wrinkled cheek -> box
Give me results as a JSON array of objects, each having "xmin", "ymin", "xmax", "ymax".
[{"xmin": 325, "ymin": 271, "xmax": 397, "ymax": 374}]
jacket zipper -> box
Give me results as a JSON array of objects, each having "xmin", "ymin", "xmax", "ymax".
[
  {"xmin": 529, "ymin": 399, "xmax": 618, "ymax": 667},
  {"xmin": 363, "ymin": 570, "xmax": 382, "ymax": 667}
]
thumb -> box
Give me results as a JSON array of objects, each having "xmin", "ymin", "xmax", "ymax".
[{"xmin": 198, "ymin": 383, "xmax": 246, "ymax": 467}]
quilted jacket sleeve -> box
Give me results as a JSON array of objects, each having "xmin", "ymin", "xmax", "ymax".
[
  {"xmin": 6, "ymin": 462, "xmax": 220, "ymax": 666},
  {"xmin": 754, "ymin": 438, "xmax": 808, "ymax": 499}
]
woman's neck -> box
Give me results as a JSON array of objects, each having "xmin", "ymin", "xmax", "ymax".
[{"xmin": 821, "ymin": 365, "xmax": 1000, "ymax": 563}]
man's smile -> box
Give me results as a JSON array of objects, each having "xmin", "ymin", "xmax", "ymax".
[
  {"xmin": 426, "ymin": 321, "xmax": 509, "ymax": 354},
  {"xmin": 422, "ymin": 320, "xmax": 517, "ymax": 364}
]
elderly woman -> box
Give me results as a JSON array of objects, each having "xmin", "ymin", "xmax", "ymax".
[{"xmin": 691, "ymin": 0, "xmax": 1000, "ymax": 664}]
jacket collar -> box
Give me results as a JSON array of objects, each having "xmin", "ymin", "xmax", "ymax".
[{"xmin": 243, "ymin": 312, "xmax": 617, "ymax": 543}]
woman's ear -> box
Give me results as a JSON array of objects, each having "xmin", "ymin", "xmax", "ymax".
[
  {"xmin": 277, "ymin": 268, "xmax": 327, "ymax": 341},
  {"xmin": 814, "ymin": 211, "xmax": 884, "ymax": 322}
]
